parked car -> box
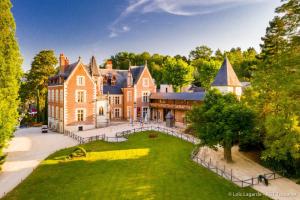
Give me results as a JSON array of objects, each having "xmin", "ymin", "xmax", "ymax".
[{"xmin": 41, "ymin": 125, "xmax": 48, "ymax": 133}]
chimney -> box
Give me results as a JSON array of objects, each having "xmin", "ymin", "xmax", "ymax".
[
  {"xmin": 106, "ymin": 60, "xmax": 113, "ymax": 70},
  {"xmin": 59, "ymin": 53, "xmax": 66, "ymax": 74},
  {"xmin": 65, "ymin": 57, "xmax": 69, "ymax": 66}
]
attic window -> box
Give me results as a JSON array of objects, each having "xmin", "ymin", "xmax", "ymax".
[
  {"xmin": 103, "ymin": 75, "xmax": 108, "ymax": 85},
  {"xmin": 111, "ymin": 75, "xmax": 116, "ymax": 86}
]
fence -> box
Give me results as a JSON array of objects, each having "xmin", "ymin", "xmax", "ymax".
[
  {"xmin": 191, "ymin": 149, "xmax": 281, "ymax": 187},
  {"xmin": 64, "ymin": 126, "xmax": 280, "ymax": 188}
]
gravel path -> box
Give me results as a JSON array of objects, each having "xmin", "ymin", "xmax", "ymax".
[{"xmin": 0, "ymin": 127, "xmax": 78, "ymax": 198}]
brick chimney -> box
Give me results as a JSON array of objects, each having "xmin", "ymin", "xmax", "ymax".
[
  {"xmin": 105, "ymin": 60, "xmax": 113, "ymax": 70},
  {"xmin": 59, "ymin": 53, "xmax": 66, "ymax": 74}
]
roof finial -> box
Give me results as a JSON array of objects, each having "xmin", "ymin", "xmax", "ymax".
[
  {"xmin": 145, "ymin": 60, "xmax": 148, "ymax": 67},
  {"xmin": 78, "ymin": 56, "xmax": 82, "ymax": 62},
  {"xmin": 129, "ymin": 60, "xmax": 131, "ymax": 67}
]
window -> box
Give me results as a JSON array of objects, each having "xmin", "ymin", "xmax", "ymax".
[
  {"xmin": 143, "ymin": 107, "xmax": 148, "ymax": 118},
  {"xmin": 99, "ymin": 106, "xmax": 104, "ymax": 116},
  {"xmin": 56, "ymin": 90, "xmax": 59, "ymax": 102},
  {"xmin": 109, "ymin": 97, "xmax": 111, "ymax": 104},
  {"xmin": 60, "ymin": 90, "xmax": 63, "ymax": 103},
  {"xmin": 60, "ymin": 108, "xmax": 63, "ymax": 121},
  {"xmin": 127, "ymin": 91, "xmax": 132, "ymax": 102},
  {"xmin": 77, "ymin": 76, "xmax": 85, "ymax": 86},
  {"xmin": 77, "ymin": 109, "xmax": 84, "ymax": 121},
  {"xmin": 51, "ymin": 106, "xmax": 54, "ymax": 118},
  {"xmin": 115, "ymin": 108, "xmax": 120, "ymax": 118},
  {"xmin": 56, "ymin": 106, "xmax": 59, "ymax": 119},
  {"xmin": 111, "ymin": 75, "xmax": 116, "ymax": 86},
  {"xmin": 143, "ymin": 78, "xmax": 149, "ymax": 87},
  {"xmin": 76, "ymin": 91, "xmax": 85, "ymax": 103},
  {"xmin": 115, "ymin": 96, "xmax": 120, "ymax": 105},
  {"xmin": 142, "ymin": 92, "xmax": 149, "ymax": 102}
]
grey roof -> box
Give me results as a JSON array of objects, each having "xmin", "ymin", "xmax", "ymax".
[
  {"xmin": 85, "ymin": 56, "xmax": 100, "ymax": 76},
  {"xmin": 130, "ymin": 65, "xmax": 145, "ymax": 84},
  {"xmin": 49, "ymin": 61, "xmax": 78, "ymax": 83},
  {"xmin": 150, "ymin": 92, "xmax": 205, "ymax": 101},
  {"xmin": 102, "ymin": 70, "xmax": 128, "ymax": 95},
  {"xmin": 211, "ymin": 57, "xmax": 242, "ymax": 87}
]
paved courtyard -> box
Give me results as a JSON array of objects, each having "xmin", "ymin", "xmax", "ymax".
[{"xmin": 0, "ymin": 127, "xmax": 77, "ymax": 198}]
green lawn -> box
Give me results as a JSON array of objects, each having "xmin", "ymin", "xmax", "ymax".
[{"xmin": 3, "ymin": 131, "xmax": 269, "ymax": 200}]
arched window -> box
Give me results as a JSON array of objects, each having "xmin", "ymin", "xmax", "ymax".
[{"xmin": 99, "ymin": 106, "xmax": 104, "ymax": 116}]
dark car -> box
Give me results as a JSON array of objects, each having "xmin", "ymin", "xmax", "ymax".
[{"xmin": 41, "ymin": 125, "xmax": 48, "ymax": 133}]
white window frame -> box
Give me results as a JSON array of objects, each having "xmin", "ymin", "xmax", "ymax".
[
  {"xmin": 142, "ymin": 78, "xmax": 149, "ymax": 87},
  {"xmin": 60, "ymin": 89, "xmax": 63, "ymax": 103},
  {"xmin": 142, "ymin": 91, "xmax": 149, "ymax": 103},
  {"xmin": 56, "ymin": 106, "xmax": 59, "ymax": 119},
  {"xmin": 75, "ymin": 90, "xmax": 86, "ymax": 103},
  {"xmin": 114, "ymin": 108, "xmax": 120, "ymax": 118},
  {"xmin": 55, "ymin": 90, "xmax": 59, "ymax": 102},
  {"xmin": 77, "ymin": 76, "xmax": 85, "ymax": 86},
  {"xmin": 51, "ymin": 106, "xmax": 54, "ymax": 118},
  {"xmin": 76, "ymin": 108, "xmax": 86, "ymax": 122},
  {"xmin": 60, "ymin": 108, "xmax": 63, "ymax": 121},
  {"xmin": 115, "ymin": 96, "xmax": 120, "ymax": 105}
]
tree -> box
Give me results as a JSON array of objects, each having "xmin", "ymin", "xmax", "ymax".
[
  {"xmin": 161, "ymin": 57, "xmax": 194, "ymax": 92},
  {"xmin": 191, "ymin": 58, "xmax": 221, "ymax": 89},
  {"xmin": 25, "ymin": 50, "xmax": 57, "ymax": 123},
  {"xmin": 187, "ymin": 90, "xmax": 254, "ymax": 162},
  {"xmin": 189, "ymin": 45, "xmax": 213, "ymax": 60},
  {"xmin": 243, "ymin": 0, "xmax": 300, "ymax": 176},
  {"xmin": 0, "ymin": 0, "xmax": 22, "ymax": 161}
]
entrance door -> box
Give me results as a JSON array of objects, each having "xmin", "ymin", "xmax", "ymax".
[{"xmin": 163, "ymin": 109, "xmax": 170, "ymax": 121}]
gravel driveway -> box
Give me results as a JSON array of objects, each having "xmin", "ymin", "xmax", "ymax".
[{"xmin": 0, "ymin": 127, "xmax": 77, "ymax": 198}]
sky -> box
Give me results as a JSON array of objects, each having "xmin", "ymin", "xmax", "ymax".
[{"xmin": 11, "ymin": 0, "xmax": 281, "ymax": 71}]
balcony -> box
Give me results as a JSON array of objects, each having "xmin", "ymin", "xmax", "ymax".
[{"xmin": 149, "ymin": 103, "xmax": 192, "ymax": 110}]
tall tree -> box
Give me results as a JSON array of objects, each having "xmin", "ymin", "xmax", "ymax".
[
  {"xmin": 191, "ymin": 58, "xmax": 221, "ymax": 89},
  {"xmin": 187, "ymin": 90, "xmax": 254, "ymax": 162},
  {"xmin": 25, "ymin": 50, "xmax": 57, "ymax": 123},
  {"xmin": 189, "ymin": 45, "xmax": 213, "ymax": 60},
  {"xmin": 244, "ymin": 0, "xmax": 300, "ymax": 176},
  {"xmin": 0, "ymin": 0, "xmax": 22, "ymax": 163},
  {"xmin": 161, "ymin": 58, "xmax": 194, "ymax": 92}
]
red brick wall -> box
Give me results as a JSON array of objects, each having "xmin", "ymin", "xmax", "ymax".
[
  {"xmin": 65, "ymin": 63, "xmax": 95, "ymax": 126},
  {"xmin": 135, "ymin": 67, "xmax": 156, "ymax": 115},
  {"xmin": 123, "ymin": 87, "xmax": 134, "ymax": 120}
]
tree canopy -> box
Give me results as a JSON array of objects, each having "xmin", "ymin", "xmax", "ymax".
[
  {"xmin": 187, "ymin": 90, "xmax": 255, "ymax": 162},
  {"xmin": 161, "ymin": 57, "xmax": 194, "ymax": 92},
  {"xmin": 0, "ymin": 0, "xmax": 22, "ymax": 161}
]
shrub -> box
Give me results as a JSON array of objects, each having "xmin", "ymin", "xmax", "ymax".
[
  {"xmin": 69, "ymin": 147, "xmax": 87, "ymax": 159},
  {"xmin": 148, "ymin": 132, "xmax": 158, "ymax": 138}
]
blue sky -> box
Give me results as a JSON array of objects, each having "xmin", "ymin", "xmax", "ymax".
[{"xmin": 11, "ymin": 0, "xmax": 280, "ymax": 71}]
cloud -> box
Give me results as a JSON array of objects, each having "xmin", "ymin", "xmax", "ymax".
[{"xmin": 109, "ymin": 0, "xmax": 266, "ymax": 37}]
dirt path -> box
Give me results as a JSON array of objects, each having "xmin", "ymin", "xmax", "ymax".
[
  {"xmin": 196, "ymin": 146, "xmax": 300, "ymax": 200},
  {"xmin": 0, "ymin": 127, "xmax": 77, "ymax": 198}
]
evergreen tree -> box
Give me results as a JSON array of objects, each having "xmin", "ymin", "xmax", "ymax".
[{"xmin": 0, "ymin": 0, "xmax": 22, "ymax": 161}]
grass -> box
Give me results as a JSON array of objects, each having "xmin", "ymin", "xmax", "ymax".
[{"xmin": 3, "ymin": 131, "xmax": 269, "ymax": 200}]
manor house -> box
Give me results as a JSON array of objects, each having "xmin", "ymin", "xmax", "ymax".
[{"xmin": 48, "ymin": 54, "xmax": 242, "ymax": 133}]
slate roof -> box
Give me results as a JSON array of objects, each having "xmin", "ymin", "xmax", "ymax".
[
  {"xmin": 211, "ymin": 57, "xmax": 242, "ymax": 87},
  {"xmin": 130, "ymin": 66, "xmax": 145, "ymax": 84},
  {"xmin": 102, "ymin": 70, "xmax": 128, "ymax": 94},
  {"xmin": 150, "ymin": 92, "xmax": 205, "ymax": 101},
  {"xmin": 49, "ymin": 61, "xmax": 79, "ymax": 85}
]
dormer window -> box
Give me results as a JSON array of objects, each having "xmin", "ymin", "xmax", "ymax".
[
  {"xmin": 111, "ymin": 75, "xmax": 116, "ymax": 86},
  {"xmin": 103, "ymin": 75, "xmax": 108, "ymax": 85}
]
